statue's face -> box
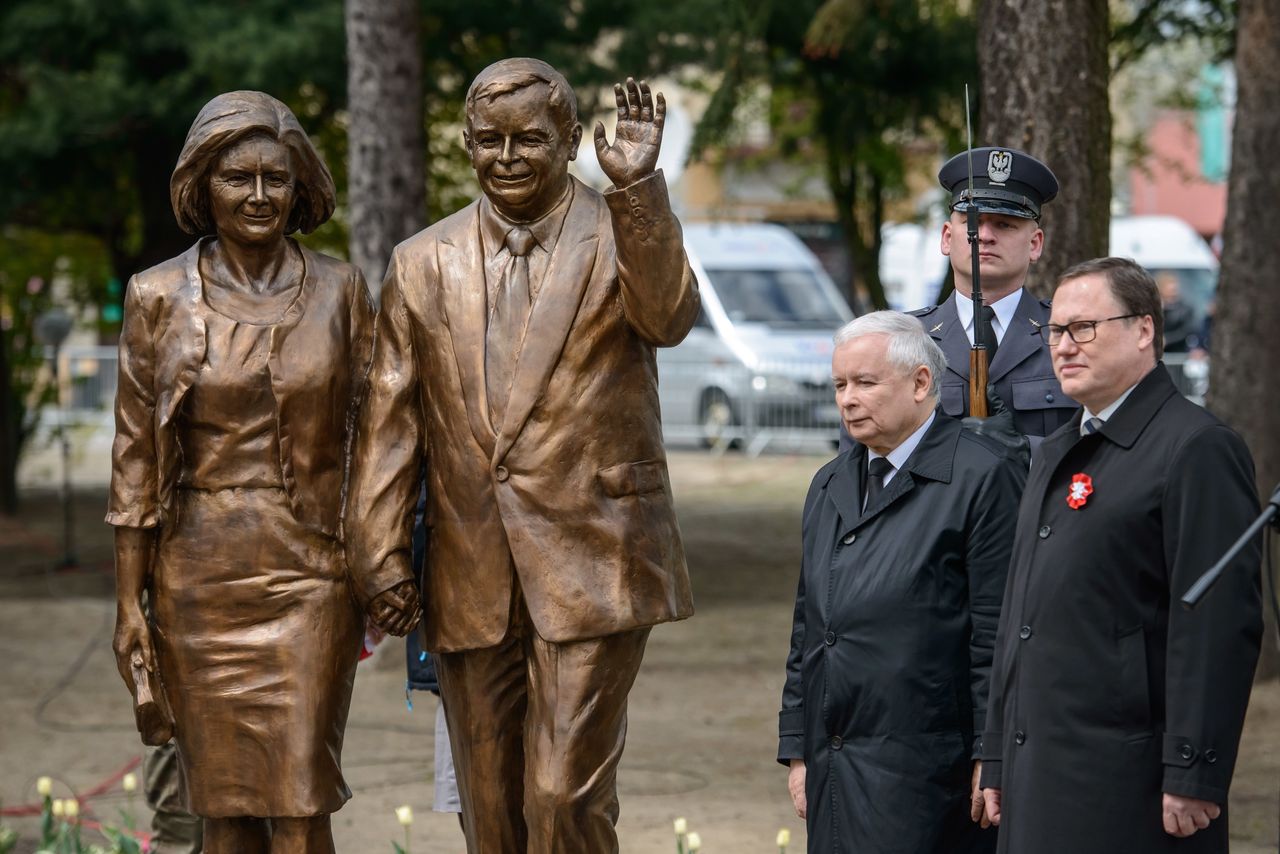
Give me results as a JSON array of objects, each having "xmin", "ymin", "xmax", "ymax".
[
  {"xmin": 207, "ymin": 134, "xmax": 296, "ymax": 246},
  {"xmin": 465, "ymin": 84, "xmax": 578, "ymax": 221}
]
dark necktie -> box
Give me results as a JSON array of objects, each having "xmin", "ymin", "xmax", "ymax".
[
  {"xmin": 1083, "ymin": 416, "xmax": 1102, "ymax": 435},
  {"xmin": 977, "ymin": 304, "xmax": 999, "ymax": 361},
  {"xmin": 486, "ymin": 226, "xmax": 536, "ymax": 428},
  {"xmin": 863, "ymin": 456, "xmax": 894, "ymax": 514}
]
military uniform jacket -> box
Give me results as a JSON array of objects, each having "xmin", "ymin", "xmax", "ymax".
[
  {"xmin": 914, "ymin": 290, "xmax": 1076, "ymax": 437},
  {"xmin": 980, "ymin": 365, "xmax": 1263, "ymax": 854},
  {"xmin": 344, "ymin": 173, "xmax": 700, "ymax": 652},
  {"xmin": 780, "ymin": 416, "xmax": 1024, "ymax": 853}
]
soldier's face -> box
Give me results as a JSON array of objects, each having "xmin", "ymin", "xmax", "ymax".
[
  {"xmin": 941, "ymin": 211, "xmax": 1043, "ymax": 299},
  {"xmin": 833, "ymin": 334, "xmax": 933, "ymax": 455},
  {"xmin": 465, "ymin": 84, "xmax": 580, "ymax": 221},
  {"xmin": 1049, "ymin": 273, "xmax": 1156, "ymax": 412}
]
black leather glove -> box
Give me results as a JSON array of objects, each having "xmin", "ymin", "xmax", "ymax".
[{"xmin": 961, "ymin": 385, "xmax": 1031, "ymax": 470}]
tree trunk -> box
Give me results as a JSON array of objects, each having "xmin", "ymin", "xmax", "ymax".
[
  {"xmin": 977, "ymin": 0, "xmax": 1111, "ymax": 296},
  {"xmin": 1209, "ymin": 0, "xmax": 1280, "ymax": 681},
  {"xmin": 345, "ymin": 0, "xmax": 426, "ymax": 294}
]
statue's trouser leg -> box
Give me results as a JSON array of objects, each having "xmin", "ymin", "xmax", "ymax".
[
  {"xmin": 437, "ymin": 601, "xmax": 650, "ymax": 854},
  {"xmin": 201, "ymin": 817, "xmax": 268, "ymax": 854}
]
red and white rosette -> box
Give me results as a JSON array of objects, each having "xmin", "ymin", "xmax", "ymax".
[{"xmin": 1066, "ymin": 473, "xmax": 1094, "ymax": 510}]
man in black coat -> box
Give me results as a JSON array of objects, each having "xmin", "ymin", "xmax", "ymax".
[
  {"xmin": 780, "ymin": 311, "xmax": 1026, "ymax": 853},
  {"xmin": 979, "ymin": 257, "xmax": 1263, "ymax": 853}
]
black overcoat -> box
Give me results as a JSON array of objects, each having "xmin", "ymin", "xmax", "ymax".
[
  {"xmin": 780, "ymin": 416, "xmax": 1025, "ymax": 853},
  {"xmin": 981, "ymin": 365, "xmax": 1263, "ymax": 854}
]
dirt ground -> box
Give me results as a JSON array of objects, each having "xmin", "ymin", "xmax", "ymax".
[{"xmin": 1, "ymin": 451, "xmax": 1277, "ymax": 853}]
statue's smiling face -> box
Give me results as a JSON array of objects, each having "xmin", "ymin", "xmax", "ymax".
[
  {"xmin": 207, "ymin": 134, "xmax": 296, "ymax": 245},
  {"xmin": 465, "ymin": 84, "xmax": 576, "ymax": 221}
]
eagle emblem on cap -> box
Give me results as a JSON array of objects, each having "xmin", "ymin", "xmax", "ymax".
[{"xmin": 987, "ymin": 150, "xmax": 1013, "ymax": 184}]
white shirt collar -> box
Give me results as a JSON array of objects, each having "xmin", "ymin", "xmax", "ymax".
[
  {"xmin": 868, "ymin": 411, "xmax": 935, "ymax": 487},
  {"xmin": 1081, "ymin": 382, "xmax": 1140, "ymax": 435},
  {"xmin": 954, "ymin": 288, "xmax": 1023, "ymax": 345}
]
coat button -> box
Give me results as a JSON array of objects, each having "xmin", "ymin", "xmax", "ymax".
[
  {"xmin": 1045, "ymin": 392, "xmax": 1055, "ymax": 403},
  {"xmin": 495, "ymin": 465, "xmax": 509, "ymax": 482},
  {"xmin": 1179, "ymin": 743, "xmax": 1194, "ymax": 760},
  {"xmin": 842, "ymin": 532, "xmax": 856, "ymax": 545},
  {"xmin": 1038, "ymin": 525, "xmax": 1051, "ymax": 539},
  {"xmin": 829, "ymin": 736, "xmax": 843, "ymax": 750},
  {"xmin": 1204, "ymin": 749, "xmax": 1218, "ymax": 764},
  {"xmin": 1014, "ymin": 730, "xmax": 1026, "ymax": 745},
  {"xmin": 1019, "ymin": 626, "xmax": 1033, "ymax": 640},
  {"xmin": 824, "ymin": 631, "xmax": 836, "ymax": 646}
]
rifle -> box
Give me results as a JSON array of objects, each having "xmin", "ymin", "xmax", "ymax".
[{"xmin": 964, "ymin": 84, "xmax": 991, "ymax": 418}]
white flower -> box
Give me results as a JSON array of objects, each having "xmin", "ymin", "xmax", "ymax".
[
  {"xmin": 776, "ymin": 827, "xmax": 792, "ymax": 847},
  {"xmin": 36, "ymin": 776, "xmax": 53, "ymax": 797},
  {"xmin": 395, "ymin": 805, "xmax": 413, "ymax": 826},
  {"xmin": 51, "ymin": 799, "xmax": 65, "ymax": 817},
  {"xmin": 64, "ymin": 799, "xmax": 79, "ymax": 819},
  {"xmin": 122, "ymin": 773, "xmax": 138, "ymax": 793},
  {"xmin": 686, "ymin": 830, "xmax": 702, "ymax": 851},
  {"xmin": 673, "ymin": 817, "xmax": 688, "ymax": 835}
]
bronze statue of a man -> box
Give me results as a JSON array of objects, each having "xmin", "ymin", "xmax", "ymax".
[{"xmin": 344, "ymin": 58, "xmax": 699, "ymax": 852}]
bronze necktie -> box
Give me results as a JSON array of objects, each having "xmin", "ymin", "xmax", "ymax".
[{"xmin": 486, "ymin": 226, "xmax": 536, "ymax": 428}]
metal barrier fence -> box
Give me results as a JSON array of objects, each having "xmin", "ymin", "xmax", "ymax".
[
  {"xmin": 656, "ymin": 357, "xmax": 841, "ymax": 456},
  {"xmin": 27, "ymin": 347, "xmax": 1210, "ymax": 457},
  {"xmin": 55, "ymin": 345, "xmax": 119, "ymax": 412}
]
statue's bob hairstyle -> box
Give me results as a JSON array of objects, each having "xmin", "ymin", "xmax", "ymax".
[{"xmin": 170, "ymin": 90, "xmax": 336, "ymax": 237}]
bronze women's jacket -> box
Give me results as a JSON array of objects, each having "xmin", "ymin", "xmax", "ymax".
[{"xmin": 107, "ymin": 239, "xmax": 374, "ymax": 540}]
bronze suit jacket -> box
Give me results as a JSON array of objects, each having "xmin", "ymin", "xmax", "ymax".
[
  {"xmin": 345, "ymin": 173, "xmax": 700, "ymax": 651},
  {"xmin": 107, "ymin": 239, "xmax": 375, "ymax": 540}
]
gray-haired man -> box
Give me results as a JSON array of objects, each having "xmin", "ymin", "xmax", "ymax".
[{"xmin": 780, "ymin": 311, "xmax": 1024, "ymax": 853}]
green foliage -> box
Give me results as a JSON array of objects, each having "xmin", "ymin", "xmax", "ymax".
[
  {"xmin": 0, "ymin": 0, "xmax": 347, "ymax": 279},
  {"xmin": 680, "ymin": 0, "xmax": 976, "ymax": 309},
  {"xmin": 1111, "ymin": 0, "xmax": 1236, "ymax": 72}
]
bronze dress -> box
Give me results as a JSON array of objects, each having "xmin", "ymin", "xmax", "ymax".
[{"xmin": 150, "ymin": 259, "xmax": 363, "ymax": 817}]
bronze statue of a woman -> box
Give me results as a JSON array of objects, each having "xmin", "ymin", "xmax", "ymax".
[{"xmin": 107, "ymin": 91, "xmax": 420, "ymax": 854}]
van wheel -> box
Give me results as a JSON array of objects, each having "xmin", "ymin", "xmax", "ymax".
[{"xmin": 699, "ymin": 390, "xmax": 740, "ymax": 450}]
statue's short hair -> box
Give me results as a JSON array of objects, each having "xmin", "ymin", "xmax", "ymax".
[
  {"xmin": 170, "ymin": 90, "xmax": 336, "ymax": 237},
  {"xmin": 833, "ymin": 311, "xmax": 948, "ymax": 398},
  {"xmin": 465, "ymin": 58, "xmax": 579, "ymax": 138}
]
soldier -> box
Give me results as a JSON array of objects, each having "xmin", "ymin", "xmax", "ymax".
[
  {"xmin": 839, "ymin": 148, "xmax": 1075, "ymax": 453},
  {"xmin": 917, "ymin": 147, "xmax": 1076, "ymax": 437}
]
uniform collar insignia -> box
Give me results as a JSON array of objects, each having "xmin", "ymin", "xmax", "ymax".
[{"xmin": 930, "ymin": 322, "xmax": 944, "ymax": 333}]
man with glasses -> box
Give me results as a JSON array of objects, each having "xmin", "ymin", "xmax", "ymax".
[{"xmin": 977, "ymin": 257, "xmax": 1263, "ymax": 854}]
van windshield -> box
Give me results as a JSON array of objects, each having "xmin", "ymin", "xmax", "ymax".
[{"xmin": 706, "ymin": 269, "xmax": 849, "ymax": 327}]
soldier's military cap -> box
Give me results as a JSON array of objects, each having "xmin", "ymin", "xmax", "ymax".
[{"xmin": 938, "ymin": 147, "xmax": 1059, "ymax": 220}]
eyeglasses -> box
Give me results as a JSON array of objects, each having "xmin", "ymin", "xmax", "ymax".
[{"xmin": 1039, "ymin": 314, "xmax": 1142, "ymax": 346}]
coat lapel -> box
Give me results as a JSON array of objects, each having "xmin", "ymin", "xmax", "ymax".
[
  {"xmin": 492, "ymin": 181, "xmax": 599, "ymax": 463},
  {"xmin": 157, "ymin": 240, "xmax": 208, "ymax": 429},
  {"xmin": 825, "ymin": 447, "xmax": 866, "ymax": 531},
  {"xmin": 989, "ymin": 290, "xmax": 1047, "ymax": 383},
  {"xmin": 438, "ymin": 203, "xmax": 498, "ymax": 457},
  {"xmin": 929, "ymin": 297, "xmax": 971, "ymax": 382}
]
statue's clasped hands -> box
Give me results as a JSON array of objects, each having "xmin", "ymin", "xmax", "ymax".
[
  {"xmin": 368, "ymin": 580, "xmax": 422, "ymax": 637},
  {"xmin": 594, "ymin": 77, "xmax": 665, "ymax": 188}
]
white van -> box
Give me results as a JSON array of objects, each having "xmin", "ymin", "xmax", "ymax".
[{"xmin": 657, "ymin": 222, "xmax": 854, "ymax": 451}]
